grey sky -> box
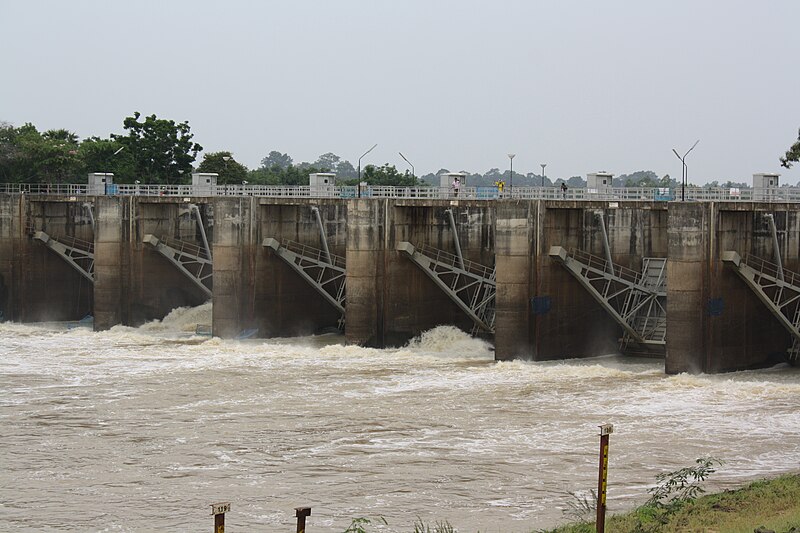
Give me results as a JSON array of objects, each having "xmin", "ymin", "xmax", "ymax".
[{"xmin": 2, "ymin": 1, "xmax": 799, "ymax": 184}]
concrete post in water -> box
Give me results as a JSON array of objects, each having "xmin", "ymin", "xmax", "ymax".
[
  {"xmin": 210, "ymin": 502, "xmax": 230, "ymax": 533},
  {"xmin": 494, "ymin": 200, "xmax": 535, "ymax": 360},
  {"xmin": 93, "ymin": 196, "xmax": 125, "ymax": 330},
  {"xmin": 295, "ymin": 506, "xmax": 311, "ymax": 533},
  {"xmin": 345, "ymin": 198, "xmax": 387, "ymax": 347},
  {"xmin": 596, "ymin": 423, "xmax": 613, "ymax": 533}
]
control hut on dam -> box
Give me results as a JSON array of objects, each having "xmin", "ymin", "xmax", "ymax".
[{"xmin": 2, "ymin": 172, "xmax": 800, "ymax": 375}]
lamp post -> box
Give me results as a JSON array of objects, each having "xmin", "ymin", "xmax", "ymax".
[
  {"xmin": 540, "ymin": 163, "xmax": 547, "ymax": 188},
  {"xmin": 507, "ymin": 153, "xmax": 516, "ymax": 195},
  {"xmin": 672, "ymin": 140, "xmax": 700, "ymax": 201},
  {"xmin": 358, "ymin": 143, "xmax": 378, "ymax": 198},
  {"xmin": 399, "ymin": 152, "xmax": 414, "ymax": 179}
]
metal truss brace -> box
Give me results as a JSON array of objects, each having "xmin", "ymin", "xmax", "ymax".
[
  {"xmin": 397, "ymin": 241, "xmax": 495, "ymax": 333},
  {"xmin": 33, "ymin": 231, "xmax": 94, "ymax": 283},
  {"xmin": 143, "ymin": 234, "xmax": 212, "ymax": 298},
  {"xmin": 263, "ymin": 238, "xmax": 346, "ymax": 318},
  {"xmin": 549, "ymin": 246, "xmax": 666, "ymax": 347},
  {"xmin": 722, "ymin": 251, "xmax": 800, "ymax": 359}
]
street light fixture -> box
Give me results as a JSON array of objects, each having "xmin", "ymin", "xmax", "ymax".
[
  {"xmin": 540, "ymin": 163, "xmax": 547, "ymax": 188},
  {"xmin": 507, "ymin": 153, "xmax": 516, "ymax": 195},
  {"xmin": 357, "ymin": 144, "xmax": 377, "ymax": 198},
  {"xmin": 672, "ymin": 140, "xmax": 700, "ymax": 201},
  {"xmin": 358, "ymin": 144, "xmax": 378, "ymax": 184},
  {"xmin": 399, "ymin": 152, "xmax": 414, "ymax": 179}
]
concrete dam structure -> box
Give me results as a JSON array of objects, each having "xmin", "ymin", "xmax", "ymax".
[{"xmin": 2, "ymin": 191, "xmax": 800, "ymax": 375}]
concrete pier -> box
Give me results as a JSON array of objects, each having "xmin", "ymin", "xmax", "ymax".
[{"xmin": 2, "ymin": 192, "xmax": 799, "ymax": 374}]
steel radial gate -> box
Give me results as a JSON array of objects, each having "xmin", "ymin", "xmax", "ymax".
[
  {"xmin": 33, "ymin": 231, "xmax": 95, "ymax": 283},
  {"xmin": 397, "ymin": 242, "xmax": 496, "ymax": 334},
  {"xmin": 549, "ymin": 246, "xmax": 666, "ymax": 352},
  {"xmin": 262, "ymin": 238, "xmax": 346, "ymax": 327},
  {"xmin": 722, "ymin": 251, "xmax": 800, "ymax": 360}
]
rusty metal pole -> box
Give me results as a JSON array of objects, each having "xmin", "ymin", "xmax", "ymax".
[
  {"xmin": 596, "ymin": 424, "xmax": 613, "ymax": 533},
  {"xmin": 210, "ymin": 502, "xmax": 230, "ymax": 533},
  {"xmin": 295, "ymin": 506, "xmax": 311, "ymax": 533}
]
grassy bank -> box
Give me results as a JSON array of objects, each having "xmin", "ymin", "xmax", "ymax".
[{"xmin": 543, "ymin": 474, "xmax": 800, "ymax": 533}]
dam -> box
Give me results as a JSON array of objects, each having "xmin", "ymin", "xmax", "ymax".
[{"xmin": 2, "ymin": 178, "xmax": 799, "ymax": 374}]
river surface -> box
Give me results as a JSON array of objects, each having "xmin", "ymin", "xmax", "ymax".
[{"xmin": 2, "ymin": 303, "xmax": 800, "ymax": 532}]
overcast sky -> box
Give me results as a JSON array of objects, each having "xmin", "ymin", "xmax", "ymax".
[{"xmin": 2, "ymin": 1, "xmax": 799, "ymax": 184}]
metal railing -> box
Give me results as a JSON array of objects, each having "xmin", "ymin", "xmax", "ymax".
[
  {"xmin": 158, "ymin": 234, "xmax": 211, "ymax": 262},
  {"xmin": 568, "ymin": 248, "xmax": 643, "ymax": 286},
  {"xmin": 743, "ymin": 253, "xmax": 800, "ymax": 288},
  {"xmin": 413, "ymin": 244, "xmax": 495, "ymax": 281},
  {"xmin": 3, "ymin": 182, "xmax": 800, "ymax": 202},
  {"xmin": 280, "ymin": 239, "xmax": 346, "ymax": 269}
]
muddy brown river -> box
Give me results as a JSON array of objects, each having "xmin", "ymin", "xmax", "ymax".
[{"xmin": 2, "ymin": 303, "xmax": 799, "ymax": 531}]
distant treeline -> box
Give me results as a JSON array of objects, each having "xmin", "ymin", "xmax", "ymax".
[{"xmin": 0, "ymin": 115, "xmax": 775, "ymax": 188}]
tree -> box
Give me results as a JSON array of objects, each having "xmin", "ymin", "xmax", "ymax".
[
  {"xmin": 336, "ymin": 159, "xmax": 357, "ymax": 179},
  {"xmin": 77, "ymin": 137, "xmax": 134, "ymax": 182},
  {"xmin": 0, "ymin": 123, "xmax": 83, "ymax": 183},
  {"xmin": 359, "ymin": 163, "xmax": 418, "ymax": 186},
  {"xmin": 780, "ymin": 128, "xmax": 800, "ymax": 168},
  {"xmin": 111, "ymin": 112, "xmax": 202, "ymax": 184},
  {"xmin": 313, "ymin": 152, "xmax": 340, "ymax": 171},
  {"xmin": 260, "ymin": 150, "xmax": 293, "ymax": 170},
  {"xmin": 196, "ymin": 151, "xmax": 248, "ymax": 184}
]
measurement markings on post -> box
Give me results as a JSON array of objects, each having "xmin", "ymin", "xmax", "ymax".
[{"xmin": 211, "ymin": 502, "xmax": 230, "ymax": 515}]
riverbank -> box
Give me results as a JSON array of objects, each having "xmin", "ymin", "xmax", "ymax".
[{"xmin": 542, "ymin": 474, "xmax": 800, "ymax": 533}]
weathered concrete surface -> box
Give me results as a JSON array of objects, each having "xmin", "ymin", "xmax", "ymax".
[
  {"xmin": 533, "ymin": 201, "xmax": 668, "ymax": 361},
  {"xmin": 0, "ymin": 195, "xmax": 19, "ymax": 321},
  {"xmin": 129, "ymin": 198, "xmax": 211, "ymax": 325},
  {"xmin": 666, "ymin": 202, "xmax": 709, "ymax": 373},
  {"xmin": 212, "ymin": 197, "xmax": 249, "ymax": 338},
  {"xmin": 11, "ymin": 197, "xmax": 94, "ymax": 321},
  {"xmin": 494, "ymin": 201, "xmax": 534, "ymax": 360},
  {"xmin": 706, "ymin": 204, "xmax": 794, "ymax": 372},
  {"xmin": 93, "ymin": 197, "xmax": 124, "ymax": 330},
  {"xmin": 345, "ymin": 199, "xmax": 387, "ymax": 347},
  {"xmin": 255, "ymin": 199, "xmax": 346, "ymax": 337},
  {"xmin": 386, "ymin": 199, "xmax": 495, "ymax": 346},
  {"xmin": 5, "ymin": 194, "xmax": 800, "ymax": 374}
]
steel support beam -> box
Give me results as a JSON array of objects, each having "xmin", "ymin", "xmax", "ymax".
[
  {"xmin": 263, "ymin": 237, "xmax": 346, "ymax": 319},
  {"xmin": 549, "ymin": 246, "xmax": 666, "ymax": 349},
  {"xmin": 33, "ymin": 231, "xmax": 94, "ymax": 283},
  {"xmin": 722, "ymin": 250, "xmax": 800, "ymax": 358},
  {"xmin": 143, "ymin": 234, "xmax": 212, "ymax": 298},
  {"xmin": 397, "ymin": 241, "xmax": 495, "ymax": 333}
]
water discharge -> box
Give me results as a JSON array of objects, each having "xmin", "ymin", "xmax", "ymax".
[{"xmin": 1, "ymin": 305, "xmax": 799, "ymax": 531}]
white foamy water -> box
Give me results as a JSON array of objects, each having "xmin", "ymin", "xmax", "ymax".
[{"xmin": 1, "ymin": 309, "xmax": 800, "ymax": 532}]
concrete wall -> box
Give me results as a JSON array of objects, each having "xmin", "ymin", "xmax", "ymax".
[
  {"xmin": 3, "ymin": 197, "xmax": 94, "ymax": 322},
  {"xmin": 4, "ymin": 194, "xmax": 800, "ymax": 375},
  {"xmin": 344, "ymin": 199, "xmax": 387, "ymax": 347},
  {"xmin": 385, "ymin": 199, "xmax": 495, "ymax": 346},
  {"xmin": 255, "ymin": 199, "xmax": 346, "ymax": 337},
  {"xmin": 521, "ymin": 201, "xmax": 668, "ymax": 362}
]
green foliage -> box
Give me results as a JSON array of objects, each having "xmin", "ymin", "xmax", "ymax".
[
  {"xmin": 343, "ymin": 516, "xmax": 387, "ymax": 533},
  {"xmin": 0, "ymin": 122, "xmax": 84, "ymax": 183},
  {"xmin": 78, "ymin": 137, "xmax": 134, "ymax": 182},
  {"xmin": 645, "ymin": 457, "xmax": 722, "ymax": 510},
  {"xmin": 358, "ymin": 163, "xmax": 418, "ymax": 186},
  {"xmin": 562, "ymin": 490, "xmax": 597, "ymax": 523},
  {"xmin": 111, "ymin": 111, "xmax": 202, "ymax": 184},
  {"xmin": 247, "ymin": 163, "xmax": 325, "ymax": 186},
  {"xmin": 196, "ymin": 151, "xmax": 248, "ymax": 184},
  {"xmin": 780, "ymin": 128, "xmax": 800, "ymax": 169},
  {"xmin": 261, "ymin": 150, "xmax": 293, "ymax": 170},
  {"xmin": 412, "ymin": 518, "xmax": 455, "ymax": 533}
]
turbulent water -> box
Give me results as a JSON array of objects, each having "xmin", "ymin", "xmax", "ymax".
[{"xmin": 2, "ymin": 304, "xmax": 800, "ymax": 532}]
